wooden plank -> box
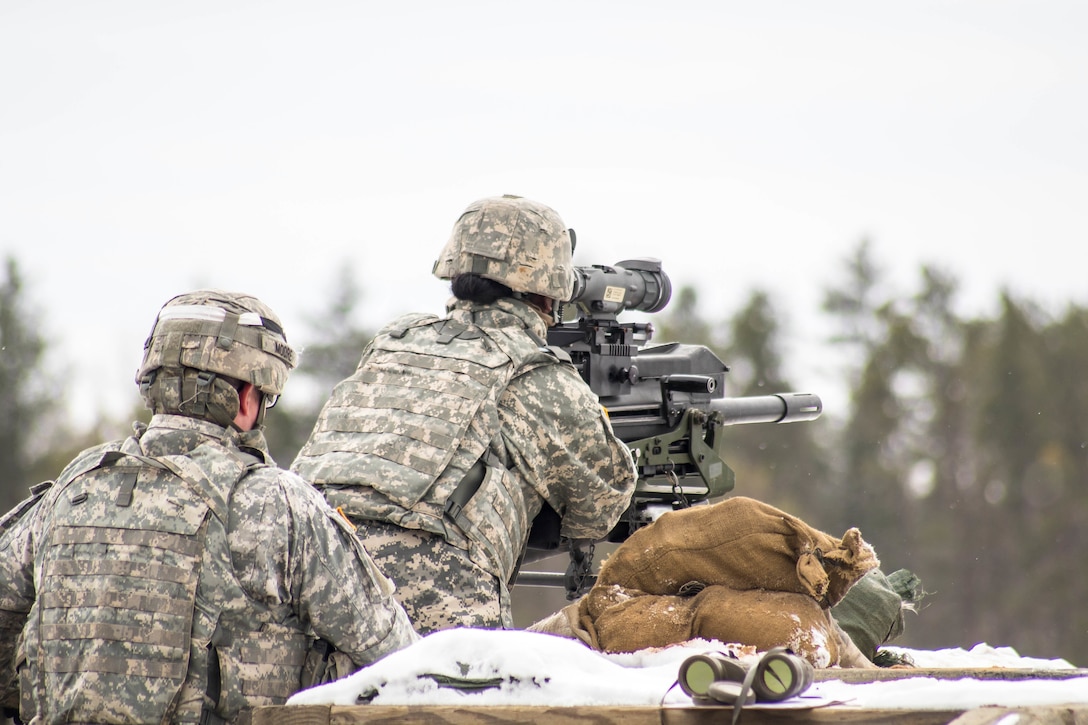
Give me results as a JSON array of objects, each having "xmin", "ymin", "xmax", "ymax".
[
  {"xmin": 661, "ymin": 706, "xmax": 964, "ymax": 724},
  {"xmin": 331, "ymin": 705, "xmax": 664, "ymax": 725},
  {"xmin": 253, "ymin": 704, "xmax": 331, "ymax": 725},
  {"xmin": 254, "ymin": 703, "xmax": 1088, "ymax": 725},
  {"xmin": 252, "ymin": 669, "xmax": 1088, "ymax": 725},
  {"xmin": 948, "ymin": 706, "xmax": 1088, "ymax": 724},
  {"xmin": 814, "ymin": 667, "xmax": 1088, "ymax": 683},
  {"xmin": 254, "ymin": 704, "xmax": 965, "ymax": 725}
]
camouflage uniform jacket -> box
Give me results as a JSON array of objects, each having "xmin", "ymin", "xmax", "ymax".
[
  {"xmin": 0, "ymin": 481, "xmax": 53, "ymax": 716},
  {"xmin": 292, "ymin": 297, "xmax": 638, "ymax": 587},
  {"xmin": 0, "ymin": 414, "xmax": 417, "ymax": 725}
]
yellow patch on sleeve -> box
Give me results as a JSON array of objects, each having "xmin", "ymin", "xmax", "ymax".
[{"xmin": 336, "ymin": 506, "xmax": 357, "ymax": 532}]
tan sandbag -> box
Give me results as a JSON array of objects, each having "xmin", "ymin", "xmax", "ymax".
[
  {"xmin": 587, "ymin": 585, "xmax": 839, "ymax": 666},
  {"xmin": 590, "ymin": 588, "xmax": 697, "ymax": 653},
  {"xmin": 525, "ymin": 601, "xmax": 598, "ymax": 649},
  {"xmin": 527, "ymin": 588, "xmax": 876, "ymax": 669},
  {"xmin": 688, "ymin": 586, "xmax": 841, "ymax": 667},
  {"xmin": 595, "ymin": 496, "xmax": 879, "ymax": 607},
  {"xmin": 581, "ymin": 579, "xmax": 641, "ymax": 622}
]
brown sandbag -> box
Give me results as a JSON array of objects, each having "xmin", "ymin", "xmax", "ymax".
[
  {"xmin": 586, "ymin": 586, "xmax": 696, "ymax": 652},
  {"xmin": 527, "ymin": 588, "xmax": 876, "ymax": 668},
  {"xmin": 595, "ymin": 496, "xmax": 879, "ymax": 607},
  {"xmin": 525, "ymin": 599, "xmax": 597, "ymax": 648},
  {"xmin": 528, "ymin": 497, "xmax": 882, "ymax": 668},
  {"xmin": 689, "ymin": 586, "xmax": 840, "ymax": 667},
  {"xmin": 586, "ymin": 585, "xmax": 839, "ymax": 666},
  {"xmin": 525, "ymin": 586, "xmax": 691, "ymax": 653}
]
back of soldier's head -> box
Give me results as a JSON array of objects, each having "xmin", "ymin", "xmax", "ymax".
[
  {"xmin": 432, "ymin": 194, "xmax": 575, "ymax": 303},
  {"xmin": 135, "ymin": 290, "xmax": 297, "ymax": 429}
]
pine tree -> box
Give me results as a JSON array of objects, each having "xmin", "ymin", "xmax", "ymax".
[
  {"xmin": 719, "ymin": 289, "xmax": 830, "ymax": 520},
  {"xmin": 0, "ymin": 256, "xmax": 57, "ymax": 512},
  {"xmin": 654, "ymin": 285, "xmax": 716, "ymax": 350},
  {"xmin": 820, "ymin": 240, "xmax": 900, "ymax": 538},
  {"xmin": 263, "ymin": 262, "xmax": 375, "ymax": 466}
]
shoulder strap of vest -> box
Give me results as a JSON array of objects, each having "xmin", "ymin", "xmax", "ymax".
[
  {"xmin": 543, "ymin": 345, "xmax": 572, "ymax": 364},
  {"xmin": 149, "ymin": 451, "xmax": 240, "ymax": 525},
  {"xmin": 0, "ymin": 479, "xmax": 53, "ymax": 538},
  {"xmin": 433, "ymin": 319, "xmax": 484, "ymax": 344},
  {"xmin": 496, "ymin": 319, "xmax": 572, "ymax": 364},
  {"xmin": 520, "ymin": 324, "xmax": 548, "ymax": 347},
  {"xmin": 61, "ymin": 437, "xmax": 241, "ymax": 524},
  {"xmin": 384, "ymin": 312, "xmax": 441, "ymax": 339}
]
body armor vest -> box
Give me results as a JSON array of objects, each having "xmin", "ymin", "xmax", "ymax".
[
  {"xmin": 21, "ymin": 436, "xmax": 312, "ymax": 724},
  {"xmin": 294, "ymin": 311, "xmax": 563, "ymax": 581}
]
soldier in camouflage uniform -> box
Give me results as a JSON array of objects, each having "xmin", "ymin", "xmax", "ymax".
[
  {"xmin": 292, "ymin": 195, "xmax": 638, "ymax": 634},
  {"xmin": 0, "ymin": 290, "xmax": 417, "ymax": 725},
  {"xmin": 0, "ymin": 482, "xmax": 52, "ymax": 721}
]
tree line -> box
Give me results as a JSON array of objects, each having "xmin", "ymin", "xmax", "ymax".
[{"xmin": 2, "ymin": 243, "xmax": 1085, "ymax": 666}]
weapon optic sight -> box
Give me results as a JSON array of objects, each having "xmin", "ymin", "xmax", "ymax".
[
  {"xmin": 522, "ymin": 254, "xmax": 825, "ymax": 597},
  {"xmin": 567, "ymin": 258, "xmax": 672, "ymax": 317}
]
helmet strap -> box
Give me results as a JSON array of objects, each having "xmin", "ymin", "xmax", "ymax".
[
  {"xmin": 142, "ymin": 369, "xmax": 239, "ymax": 429},
  {"xmin": 554, "ymin": 300, "xmax": 569, "ymax": 325},
  {"xmin": 516, "ymin": 292, "xmax": 560, "ymax": 326},
  {"xmin": 181, "ymin": 370, "xmax": 216, "ymax": 418},
  {"xmin": 252, "ymin": 395, "xmax": 269, "ymax": 430}
]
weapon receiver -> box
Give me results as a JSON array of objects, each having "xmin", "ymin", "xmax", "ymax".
[{"xmin": 517, "ymin": 258, "xmax": 822, "ymax": 595}]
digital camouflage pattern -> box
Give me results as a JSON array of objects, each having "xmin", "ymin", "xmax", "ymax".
[
  {"xmin": 432, "ymin": 195, "xmax": 575, "ymax": 301},
  {"xmin": 137, "ymin": 289, "xmax": 297, "ymax": 396},
  {"xmin": 292, "ymin": 296, "xmax": 637, "ymax": 633},
  {"xmin": 136, "ymin": 290, "xmax": 298, "ymax": 428},
  {"xmin": 0, "ymin": 482, "xmax": 52, "ymax": 715},
  {"xmin": 353, "ymin": 520, "xmax": 502, "ymax": 633},
  {"xmin": 0, "ymin": 415, "xmax": 416, "ymax": 725}
]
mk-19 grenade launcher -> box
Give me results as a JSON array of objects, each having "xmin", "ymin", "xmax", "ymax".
[{"xmin": 518, "ymin": 258, "xmax": 823, "ymax": 595}]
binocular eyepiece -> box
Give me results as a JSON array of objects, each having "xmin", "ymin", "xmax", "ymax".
[{"xmin": 677, "ymin": 648, "xmax": 814, "ymax": 706}]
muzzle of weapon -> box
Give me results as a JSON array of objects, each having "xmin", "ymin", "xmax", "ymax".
[{"xmin": 709, "ymin": 392, "xmax": 823, "ymax": 425}]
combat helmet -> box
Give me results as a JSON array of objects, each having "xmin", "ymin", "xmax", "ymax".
[
  {"xmin": 135, "ymin": 290, "xmax": 298, "ymax": 429},
  {"xmin": 432, "ymin": 194, "xmax": 575, "ymax": 302}
]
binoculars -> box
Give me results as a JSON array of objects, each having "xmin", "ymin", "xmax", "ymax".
[{"xmin": 677, "ymin": 647, "xmax": 815, "ymax": 706}]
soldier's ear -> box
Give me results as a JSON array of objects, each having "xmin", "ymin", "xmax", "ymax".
[{"xmin": 234, "ymin": 383, "xmax": 262, "ymax": 431}]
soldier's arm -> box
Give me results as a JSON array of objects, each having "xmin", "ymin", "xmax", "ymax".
[
  {"xmin": 289, "ymin": 484, "xmax": 419, "ymax": 667},
  {"xmin": 0, "ymin": 491, "xmax": 43, "ymax": 713},
  {"xmin": 499, "ymin": 363, "xmax": 637, "ymax": 541},
  {"xmin": 232, "ymin": 470, "xmax": 417, "ymax": 671}
]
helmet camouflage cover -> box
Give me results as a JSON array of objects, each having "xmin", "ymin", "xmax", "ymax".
[
  {"xmin": 136, "ymin": 290, "xmax": 297, "ymax": 398},
  {"xmin": 432, "ymin": 194, "xmax": 575, "ymax": 301}
]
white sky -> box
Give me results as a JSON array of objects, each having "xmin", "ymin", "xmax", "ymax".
[
  {"xmin": 2, "ymin": 1, "xmax": 1086, "ymax": 425},
  {"xmin": 286, "ymin": 628, "xmax": 1087, "ymax": 710}
]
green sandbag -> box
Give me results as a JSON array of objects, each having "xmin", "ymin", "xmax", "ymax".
[{"xmin": 831, "ymin": 568, "xmax": 924, "ymax": 663}]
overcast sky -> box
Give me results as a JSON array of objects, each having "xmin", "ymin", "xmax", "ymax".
[{"xmin": 2, "ymin": 1, "xmax": 1086, "ymax": 426}]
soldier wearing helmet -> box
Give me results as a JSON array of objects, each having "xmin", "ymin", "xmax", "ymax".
[
  {"xmin": 0, "ymin": 290, "xmax": 417, "ymax": 725},
  {"xmin": 293, "ymin": 195, "xmax": 638, "ymax": 633},
  {"xmin": 135, "ymin": 289, "xmax": 297, "ymax": 433}
]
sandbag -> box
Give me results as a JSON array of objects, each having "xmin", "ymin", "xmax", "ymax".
[
  {"xmin": 525, "ymin": 600, "xmax": 596, "ymax": 648},
  {"xmin": 529, "ymin": 497, "xmax": 884, "ymax": 668},
  {"xmin": 528, "ymin": 586, "xmax": 877, "ymax": 668},
  {"xmin": 832, "ymin": 568, "xmax": 924, "ymax": 661},
  {"xmin": 587, "ymin": 585, "xmax": 840, "ymax": 665},
  {"xmin": 693, "ymin": 586, "xmax": 844, "ymax": 667},
  {"xmin": 586, "ymin": 586, "xmax": 695, "ymax": 653},
  {"xmin": 524, "ymin": 587, "xmax": 874, "ymax": 666},
  {"xmin": 595, "ymin": 496, "xmax": 879, "ymax": 607}
]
